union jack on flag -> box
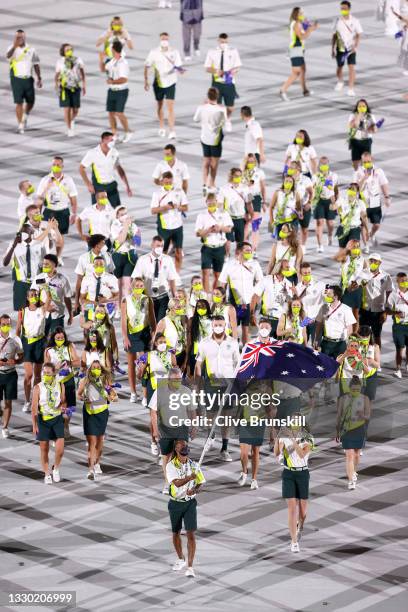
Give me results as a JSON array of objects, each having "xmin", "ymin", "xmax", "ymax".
[{"xmin": 238, "ymin": 340, "xmax": 286, "ymax": 373}]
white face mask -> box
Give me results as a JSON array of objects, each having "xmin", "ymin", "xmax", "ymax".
[
  {"xmin": 107, "ymin": 140, "xmax": 115, "ymax": 150},
  {"xmin": 154, "ymin": 246, "xmax": 163, "ymax": 256},
  {"xmin": 259, "ymin": 328, "xmax": 270, "ymax": 338},
  {"xmin": 160, "ymin": 40, "xmax": 169, "ymax": 49},
  {"xmin": 157, "ymin": 343, "xmax": 167, "ymax": 352},
  {"xmin": 220, "ymin": 42, "xmax": 228, "ymax": 50},
  {"xmin": 213, "ymin": 326, "xmax": 225, "ymax": 335}
]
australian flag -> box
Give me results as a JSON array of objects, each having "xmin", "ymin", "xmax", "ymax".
[{"xmin": 236, "ymin": 340, "xmax": 339, "ymax": 391}]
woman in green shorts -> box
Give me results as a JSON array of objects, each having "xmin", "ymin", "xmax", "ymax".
[
  {"xmin": 31, "ymin": 362, "xmax": 66, "ymax": 484},
  {"xmin": 242, "ymin": 153, "xmax": 267, "ymax": 254},
  {"xmin": 186, "ymin": 299, "xmax": 212, "ymax": 376},
  {"xmin": 274, "ymin": 421, "xmax": 314, "ymax": 553},
  {"xmin": 110, "ymin": 205, "xmax": 141, "ymax": 303}
]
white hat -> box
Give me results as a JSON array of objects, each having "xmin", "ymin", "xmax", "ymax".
[{"xmin": 369, "ymin": 252, "xmax": 382, "ymax": 262}]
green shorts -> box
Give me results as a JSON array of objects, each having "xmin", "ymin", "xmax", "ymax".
[
  {"xmin": 298, "ymin": 209, "xmax": 312, "ymax": 229},
  {"xmin": 200, "ymin": 245, "xmax": 225, "ymax": 272},
  {"xmin": 43, "ymin": 207, "xmax": 70, "ymax": 235},
  {"xmin": 107, "ymin": 88, "xmax": 129, "ymax": 113},
  {"xmin": 349, "ymin": 138, "xmax": 372, "ymax": 162},
  {"xmin": 336, "ymin": 51, "xmax": 356, "ymax": 67},
  {"xmin": 158, "ymin": 225, "xmax": 183, "ymax": 250},
  {"xmin": 22, "ymin": 337, "xmax": 45, "ymax": 364},
  {"xmin": 314, "ymin": 198, "xmax": 337, "ymax": 221},
  {"xmin": 212, "ymin": 80, "xmax": 237, "ymax": 107},
  {"xmin": 282, "ymin": 468, "xmax": 310, "ymax": 499},
  {"xmin": 367, "ymin": 207, "xmax": 382, "ymax": 225},
  {"xmin": 10, "ymin": 74, "xmax": 35, "ymax": 105},
  {"xmin": 342, "ymin": 287, "xmax": 362, "ymax": 310},
  {"xmin": 168, "ymin": 498, "xmax": 197, "ymax": 533},
  {"xmin": 252, "ymin": 194, "xmax": 262, "ymax": 213},
  {"xmin": 83, "ymin": 406, "xmax": 109, "ymax": 437},
  {"xmin": 112, "ymin": 251, "xmax": 136, "ymax": 278},
  {"xmin": 0, "ymin": 370, "xmax": 18, "ymax": 401},
  {"xmin": 91, "ymin": 178, "xmax": 121, "ymax": 208},
  {"xmin": 392, "ymin": 323, "xmax": 408, "ymax": 349},
  {"xmin": 63, "ymin": 376, "xmax": 77, "ymax": 408},
  {"xmin": 13, "ymin": 280, "xmax": 31, "ymax": 311},
  {"xmin": 226, "ymin": 217, "xmax": 245, "ymax": 243},
  {"xmin": 127, "ymin": 327, "xmax": 150, "ymax": 354},
  {"xmin": 37, "ymin": 413, "xmax": 64, "ymax": 442},
  {"xmin": 201, "ymin": 141, "xmax": 223, "ymax": 158},
  {"xmin": 320, "ymin": 338, "xmax": 346, "ymax": 359},
  {"xmin": 337, "ymin": 226, "xmax": 361, "ymax": 249},
  {"xmin": 59, "ymin": 87, "xmax": 81, "ymax": 108},
  {"xmin": 153, "ymin": 81, "xmax": 176, "ymax": 101}
]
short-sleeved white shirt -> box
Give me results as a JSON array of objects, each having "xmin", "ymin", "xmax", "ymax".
[
  {"xmin": 79, "ymin": 204, "xmax": 115, "ymax": 236},
  {"xmin": 353, "ymin": 167, "xmax": 388, "ymax": 209},
  {"xmin": 80, "ymin": 145, "xmax": 120, "ymax": 185},
  {"xmin": 195, "ymin": 209, "xmax": 233, "ymax": 248},
  {"xmin": 204, "ymin": 47, "xmax": 242, "ymax": 83},
  {"xmin": 151, "ymin": 187, "xmax": 188, "ymax": 230},
  {"xmin": 106, "ymin": 56, "xmax": 129, "ymax": 90},
  {"xmin": 333, "ymin": 15, "xmax": 363, "ymax": 51},
  {"xmin": 285, "ymin": 144, "xmax": 317, "ymax": 175},
  {"xmin": 145, "ymin": 46, "xmax": 182, "ymax": 88},
  {"xmin": 316, "ymin": 302, "xmax": 356, "ymax": 340},
  {"xmin": 80, "ymin": 272, "xmax": 119, "ymax": 301},
  {"xmin": 152, "ymin": 158, "xmax": 190, "ymax": 191},
  {"xmin": 37, "ymin": 173, "xmax": 78, "ymax": 211},
  {"xmin": 8, "ymin": 45, "xmax": 39, "ymax": 77},
  {"xmin": 193, "ymin": 103, "xmax": 227, "ymax": 146},
  {"xmin": 196, "ymin": 336, "xmax": 240, "ymax": 378},
  {"xmin": 244, "ymin": 118, "xmax": 263, "ymax": 155}
]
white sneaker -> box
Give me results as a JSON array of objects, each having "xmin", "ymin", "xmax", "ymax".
[
  {"xmin": 250, "ymin": 479, "xmax": 259, "ymax": 490},
  {"xmin": 130, "ymin": 392, "xmax": 137, "ymax": 403},
  {"xmin": 1, "ymin": 428, "xmax": 9, "ymax": 439},
  {"xmin": 238, "ymin": 472, "xmax": 247, "ymax": 487},
  {"xmin": 158, "ymin": 128, "xmax": 166, "ymax": 138},
  {"xmin": 44, "ymin": 474, "xmax": 52, "ymax": 485},
  {"xmin": 225, "ymin": 120, "xmax": 232, "ymax": 132},
  {"xmin": 67, "ymin": 128, "xmax": 75, "ymax": 137},
  {"xmin": 377, "ymin": 366, "xmax": 382, "ymax": 372},
  {"xmin": 168, "ymin": 131, "xmax": 176, "ymax": 140},
  {"xmin": 184, "ymin": 55, "xmax": 192, "ymax": 62},
  {"xmin": 172, "ymin": 558, "xmax": 186, "ymax": 571},
  {"xmin": 94, "ymin": 463, "xmax": 103, "ymax": 475},
  {"xmin": 348, "ymin": 481, "xmax": 356, "ymax": 490},
  {"xmin": 279, "ymin": 90, "xmax": 289, "ymax": 102},
  {"xmin": 185, "ymin": 567, "xmax": 195, "ymax": 578},
  {"xmin": 195, "ymin": 49, "xmax": 201, "ymax": 57},
  {"xmin": 334, "ymin": 81, "xmax": 344, "ymax": 91},
  {"xmin": 52, "ymin": 467, "xmax": 61, "ymax": 483},
  {"xmin": 317, "ymin": 245, "xmax": 324, "ymax": 253},
  {"xmin": 220, "ymin": 450, "xmax": 232, "ymax": 462},
  {"xmin": 347, "ymin": 88, "xmax": 356, "ymax": 97},
  {"xmin": 158, "ymin": 0, "xmax": 166, "ymax": 7},
  {"xmin": 122, "ymin": 132, "xmax": 133, "ymax": 143},
  {"xmin": 291, "ymin": 542, "xmax": 300, "ymax": 553},
  {"xmin": 151, "ymin": 441, "xmax": 159, "ymax": 456},
  {"xmin": 22, "ymin": 401, "xmax": 31, "ymax": 413},
  {"xmin": 393, "ymin": 369, "xmax": 402, "ymax": 379},
  {"xmin": 18, "ymin": 123, "xmax": 25, "ymax": 134},
  {"xmin": 352, "ymin": 472, "xmax": 358, "ymax": 483},
  {"xmin": 22, "ymin": 112, "xmax": 28, "ymax": 127},
  {"xmin": 363, "ymin": 244, "xmax": 369, "ymax": 254},
  {"xmin": 87, "ymin": 470, "xmax": 94, "ymax": 480},
  {"xmin": 158, "ymin": 456, "xmax": 163, "ymax": 466},
  {"xmin": 58, "ymin": 257, "xmax": 64, "ymax": 267},
  {"xmin": 142, "ymin": 397, "xmax": 147, "ymax": 407},
  {"xmin": 162, "ymin": 483, "xmax": 169, "ymax": 495}
]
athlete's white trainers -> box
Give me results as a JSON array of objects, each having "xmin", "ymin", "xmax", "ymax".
[
  {"xmin": 172, "ymin": 558, "xmax": 186, "ymax": 571},
  {"xmin": 393, "ymin": 369, "xmax": 402, "ymax": 379},
  {"xmin": 158, "ymin": 128, "xmax": 166, "ymax": 138},
  {"xmin": 52, "ymin": 467, "xmax": 61, "ymax": 483},
  {"xmin": 185, "ymin": 567, "xmax": 195, "ymax": 578},
  {"xmin": 238, "ymin": 472, "xmax": 247, "ymax": 487},
  {"xmin": 162, "ymin": 484, "xmax": 169, "ymax": 495},
  {"xmin": 141, "ymin": 397, "xmax": 147, "ymax": 407},
  {"xmin": 130, "ymin": 392, "xmax": 137, "ymax": 403},
  {"xmin": 44, "ymin": 474, "xmax": 52, "ymax": 485},
  {"xmin": 291, "ymin": 542, "xmax": 300, "ymax": 553},
  {"xmin": 94, "ymin": 463, "xmax": 103, "ymax": 475},
  {"xmin": 347, "ymin": 88, "xmax": 356, "ymax": 97},
  {"xmin": 18, "ymin": 123, "xmax": 25, "ymax": 134},
  {"xmin": 168, "ymin": 131, "xmax": 176, "ymax": 140},
  {"xmin": 151, "ymin": 441, "xmax": 159, "ymax": 456},
  {"xmin": 225, "ymin": 120, "xmax": 232, "ymax": 132},
  {"xmin": 334, "ymin": 81, "xmax": 344, "ymax": 91},
  {"xmin": 122, "ymin": 132, "xmax": 133, "ymax": 143},
  {"xmin": 22, "ymin": 402, "xmax": 31, "ymax": 413},
  {"xmin": 220, "ymin": 450, "xmax": 232, "ymax": 462},
  {"xmin": 87, "ymin": 470, "xmax": 95, "ymax": 480},
  {"xmin": 184, "ymin": 56, "xmax": 192, "ymax": 62},
  {"xmin": 317, "ymin": 245, "xmax": 324, "ymax": 253},
  {"xmin": 352, "ymin": 472, "xmax": 358, "ymax": 483},
  {"xmin": 1, "ymin": 428, "xmax": 9, "ymax": 439},
  {"xmin": 348, "ymin": 481, "xmax": 356, "ymax": 490},
  {"xmin": 250, "ymin": 479, "xmax": 259, "ymax": 490},
  {"xmin": 279, "ymin": 90, "xmax": 289, "ymax": 102},
  {"xmin": 195, "ymin": 49, "xmax": 201, "ymax": 57}
]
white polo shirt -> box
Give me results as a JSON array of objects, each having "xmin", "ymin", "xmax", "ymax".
[
  {"xmin": 145, "ymin": 46, "xmax": 182, "ymax": 88},
  {"xmin": 37, "ymin": 173, "xmax": 78, "ymax": 211},
  {"xmin": 7, "ymin": 239, "xmax": 45, "ymax": 283},
  {"xmin": 106, "ymin": 56, "xmax": 129, "ymax": 90},
  {"xmin": 218, "ymin": 184, "xmax": 250, "ymax": 218},
  {"xmin": 387, "ymin": 289, "xmax": 408, "ymax": 324},
  {"xmin": 195, "ymin": 209, "xmax": 233, "ymax": 248},
  {"xmin": 256, "ymin": 275, "xmax": 292, "ymax": 319},
  {"xmin": 204, "ymin": 46, "xmax": 242, "ymax": 83},
  {"xmin": 8, "ymin": 45, "xmax": 40, "ymax": 78},
  {"xmin": 132, "ymin": 252, "xmax": 177, "ymax": 298},
  {"xmin": 353, "ymin": 166, "xmax": 388, "ymax": 209},
  {"xmin": 333, "ymin": 15, "xmax": 363, "ymax": 51},
  {"xmin": 80, "ymin": 145, "xmax": 120, "ymax": 185},
  {"xmin": 337, "ymin": 196, "xmax": 366, "ymax": 228},
  {"xmin": 219, "ymin": 259, "xmax": 264, "ymax": 305},
  {"xmin": 80, "ymin": 272, "xmax": 119, "ymax": 302},
  {"xmin": 285, "ymin": 144, "xmax": 317, "ymax": 175},
  {"xmin": 31, "ymin": 272, "xmax": 72, "ymax": 319},
  {"xmin": 75, "ymin": 250, "xmax": 114, "ymax": 277},
  {"xmin": 362, "ymin": 269, "xmax": 393, "ymax": 312},
  {"xmin": 152, "ymin": 158, "xmax": 190, "ymax": 191},
  {"xmin": 244, "ymin": 167, "xmax": 265, "ymax": 197},
  {"xmin": 295, "ymin": 279, "xmax": 326, "ymax": 319},
  {"xmin": 193, "ymin": 103, "xmax": 226, "ymax": 146},
  {"xmin": 316, "ymin": 302, "xmax": 356, "ymax": 340},
  {"xmin": 151, "ymin": 187, "xmax": 188, "ymax": 230},
  {"xmin": 79, "ymin": 204, "xmax": 115, "ymax": 236},
  {"xmin": 196, "ymin": 335, "xmax": 240, "ymax": 378},
  {"xmin": 244, "ymin": 118, "xmax": 263, "ymax": 155}
]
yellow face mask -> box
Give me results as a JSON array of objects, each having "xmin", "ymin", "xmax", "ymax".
[
  {"xmin": 282, "ymin": 270, "xmax": 293, "ymax": 277},
  {"xmin": 369, "ymin": 262, "xmax": 380, "ymax": 271},
  {"xmin": 65, "ymin": 49, "xmax": 73, "ymax": 57},
  {"xmin": 133, "ymin": 287, "xmax": 144, "ymax": 295},
  {"xmin": 287, "ymin": 168, "xmax": 296, "ymax": 176},
  {"xmin": 94, "ymin": 266, "xmax": 105, "ymax": 275},
  {"xmin": 302, "ymin": 274, "xmax": 312, "ymax": 282},
  {"xmin": 295, "ymin": 137, "xmax": 304, "ymax": 145},
  {"xmin": 243, "ymin": 253, "xmax": 253, "ymax": 261},
  {"xmin": 0, "ymin": 325, "xmax": 11, "ymax": 334},
  {"xmin": 95, "ymin": 313, "xmax": 105, "ymax": 320},
  {"xmin": 29, "ymin": 296, "xmax": 39, "ymax": 304},
  {"xmin": 247, "ymin": 162, "xmax": 256, "ymax": 170},
  {"xmin": 347, "ymin": 189, "xmax": 357, "ymax": 198},
  {"xmin": 175, "ymin": 308, "xmax": 185, "ymax": 316},
  {"xmin": 163, "ymin": 184, "xmax": 173, "ymax": 191},
  {"xmin": 91, "ymin": 368, "xmax": 102, "ymax": 377},
  {"xmin": 213, "ymin": 295, "xmax": 222, "ymax": 303},
  {"xmin": 43, "ymin": 374, "xmax": 54, "ymax": 384},
  {"xmin": 193, "ymin": 283, "xmax": 203, "ymax": 291},
  {"xmin": 324, "ymin": 295, "xmax": 334, "ymax": 304},
  {"xmin": 208, "ymin": 206, "xmax": 217, "ymax": 213},
  {"xmin": 350, "ymin": 248, "xmax": 361, "ymax": 257},
  {"xmin": 292, "ymin": 306, "xmax": 301, "ymax": 315},
  {"xmin": 55, "ymin": 339, "xmax": 65, "ymax": 347},
  {"xmin": 98, "ymin": 198, "xmax": 108, "ymax": 206},
  {"xmin": 51, "ymin": 165, "xmax": 62, "ymax": 174},
  {"xmin": 232, "ymin": 177, "xmax": 242, "ymax": 184},
  {"xmin": 112, "ymin": 24, "xmax": 122, "ymax": 32},
  {"xmin": 33, "ymin": 213, "xmax": 42, "ymax": 222},
  {"xmin": 27, "ymin": 185, "xmax": 35, "ymax": 194},
  {"xmin": 197, "ymin": 308, "xmax": 207, "ymax": 316}
]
